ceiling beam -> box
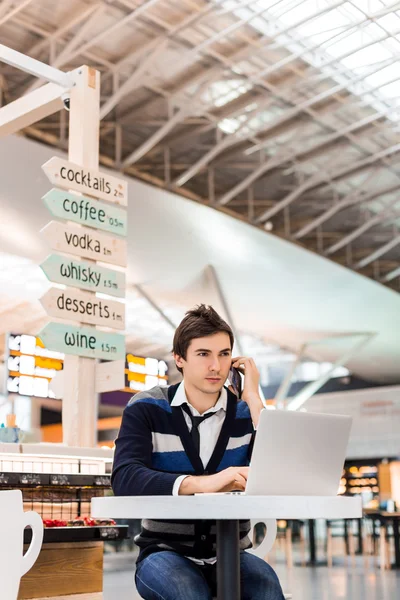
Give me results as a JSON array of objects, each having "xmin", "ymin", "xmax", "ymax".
[
  {"xmin": 324, "ymin": 199, "xmax": 400, "ymax": 256},
  {"xmin": 99, "ymin": 39, "xmax": 168, "ymax": 120},
  {"xmin": 355, "ymin": 233, "xmax": 400, "ymax": 269},
  {"xmin": 381, "ymin": 265, "xmax": 400, "ymax": 282},
  {"xmin": 293, "ymin": 177, "xmax": 400, "ymax": 240},
  {"xmin": 216, "ymin": 106, "xmax": 396, "ymax": 208},
  {"xmin": 255, "ymin": 142, "xmax": 400, "ymax": 224},
  {"xmin": 122, "ymin": 75, "xmax": 223, "ymax": 166},
  {"xmin": 21, "ymin": 3, "xmax": 106, "ymax": 95},
  {"xmin": 0, "ymin": 0, "xmax": 35, "ymax": 27}
]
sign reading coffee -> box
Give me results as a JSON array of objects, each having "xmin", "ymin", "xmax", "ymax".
[{"xmin": 42, "ymin": 189, "xmax": 127, "ymax": 235}]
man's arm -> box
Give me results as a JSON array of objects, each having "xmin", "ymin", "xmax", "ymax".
[
  {"xmin": 232, "ymin": 356, "xmax": 264, "ymax": 428},
  {"xmin": 111, "ymin": 403, "xmax": 182, "ymax": 496},
  {"xmin": 178, "ymin": 467, "xmax": 250, "ymax": 495}
]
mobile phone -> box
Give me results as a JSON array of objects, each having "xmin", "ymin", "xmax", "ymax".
[{"xmin": 229, "ymin": 366, "xmax": 242, "ymax": 399}]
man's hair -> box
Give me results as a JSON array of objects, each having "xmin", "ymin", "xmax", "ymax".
[{"xmin": 173, "ymin": 304, "xmax": 234, "ymax": 374}]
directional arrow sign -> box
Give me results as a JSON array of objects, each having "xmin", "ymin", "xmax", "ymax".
[
  {"xmin": 43, "ymin": 189, "xmax": 127, "ymax": 236},
  {"xmin": 40, "ymin": 287, "xmax": 125, "ymax": 330},
  {"xmin": 42, "ymin": 157, "xmax": 128, "ymax": 206},
  {"xmin": 96, "ymin": 359, "xmax": 125, "ymax": 393},
  {"xmin": 41, "ymin": 221, "xmax": 127, "ymax": 267},
  {"xmin": 49, "ymin": 360, "xmax": 126, "ymax": 394},
  {"xmin": 40, "ymin": 254, "xmax": 125, "ymax": 298},
  {"xmin": 38, "ymin": 323, "xmax": 125, "ymax": 361}
]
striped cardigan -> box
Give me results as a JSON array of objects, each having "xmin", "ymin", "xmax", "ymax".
[{"xmin": 111, "ymin": 383, "xmax": 255, "ymax": 562}]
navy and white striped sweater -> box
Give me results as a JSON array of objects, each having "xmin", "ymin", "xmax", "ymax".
[{"xmin": 111, "ymin": 383, "xmax": 255, "ymax": 561}]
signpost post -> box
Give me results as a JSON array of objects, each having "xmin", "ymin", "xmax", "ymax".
[{"xmin": 0, "ymin": 51, "xmax": 128, "ymax": 447}]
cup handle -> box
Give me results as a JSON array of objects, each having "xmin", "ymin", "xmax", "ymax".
[
  {"xmin": 247, "ymin": 519, "xmax": 277, "ymax": 558},
  {"xmin": 21, "ymin": 511, "xmax": 44, "ymax": 577}
]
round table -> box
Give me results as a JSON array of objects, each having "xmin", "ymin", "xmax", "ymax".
[{"xmin": 92, "ymin": 495, "xmax": 362, "ymax": 600}]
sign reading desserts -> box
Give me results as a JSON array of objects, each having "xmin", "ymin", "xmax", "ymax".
[
  {"xmin": 39, "ymin": 157, "xmax": 127, "ymax": 364},
  {"xmin": 40, "ymin": 287, "xmax": 125, "ymax": 330}
]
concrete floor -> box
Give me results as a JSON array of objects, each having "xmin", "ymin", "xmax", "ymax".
[{"xmin": 103, "ymin": 552, "xmax": 400, "ymax": 600}]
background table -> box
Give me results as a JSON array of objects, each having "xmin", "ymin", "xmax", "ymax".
[{"xmin": 92, "ymin": 495, "xmax": 362, "ymax": 600}]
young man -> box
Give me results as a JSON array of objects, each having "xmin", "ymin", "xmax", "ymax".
[{"xmin": 112, "ymin": 305, "xmax": 284, "ymax": 599}]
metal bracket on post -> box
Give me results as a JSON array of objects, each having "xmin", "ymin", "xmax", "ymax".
[
  {"xmin": 0, "ymin": 44, "xmax": 75, "ymax": 138},
  {"xmin": 0, "ymin": 44, "xmax": 74, "ymax": 88}
]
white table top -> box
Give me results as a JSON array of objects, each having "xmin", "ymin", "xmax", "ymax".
[{"xmin": 92, "ymin": 495, "xmax": 362, "ymax": 520}]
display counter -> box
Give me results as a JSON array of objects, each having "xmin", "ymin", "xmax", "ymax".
[{"xmin": 0, "ymin": 443, "xmax": 126, "ymax": 599}]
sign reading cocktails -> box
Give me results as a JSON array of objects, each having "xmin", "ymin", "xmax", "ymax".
[{"xmin": 42, "ymin": 157, "xmax": 128, "ymax": 206}]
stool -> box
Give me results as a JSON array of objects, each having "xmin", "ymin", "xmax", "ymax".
[{"xmin": 326, "ymin": 519, "xmax": 357, "ymax": 567}]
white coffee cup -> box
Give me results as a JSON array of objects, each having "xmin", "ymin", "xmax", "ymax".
[{"xmin": 0, "ymin": 489, "xmax": 44, "ymax": 600}]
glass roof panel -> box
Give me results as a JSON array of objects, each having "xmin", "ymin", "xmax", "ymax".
[{"xmin": 214, "ymin": 0, "xmax": 400, "ymax": 123}]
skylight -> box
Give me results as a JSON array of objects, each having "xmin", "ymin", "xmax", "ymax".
[{"xmin": 214, "ymin": 0, "xmax": 400, "ymax": 124}]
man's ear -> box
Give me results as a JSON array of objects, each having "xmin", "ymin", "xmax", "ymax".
[{"xmin": 174, "ymin": 353, "xmax": 184, "ymax": 369}]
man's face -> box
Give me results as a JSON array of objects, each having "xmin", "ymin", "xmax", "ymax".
[{"xmin": 174, "ymin": 332, "xmax": 232, "ymax": 395}]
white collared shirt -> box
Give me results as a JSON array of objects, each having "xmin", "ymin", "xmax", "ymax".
[
  {"xmin": 171, "ymin": 382, "xmax": 227, "ymax": 496},
  {"xmin": 170, "ymin": 381, "xmax": 228, "ymax": 565}
]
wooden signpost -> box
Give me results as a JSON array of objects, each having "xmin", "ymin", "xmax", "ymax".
[
  {"xmin": 42, "ymin": 188, "xmax": 127, "ymax": 236},
  {"xmin": 36, "ymin": 65, "xmax": 129, "ymax": 446},
  {"xmin": 42, "ymin": 157, "xmax": 128, "ymax": 206},
  {"xmin": 41, "ymin": 220, "xmax": 127, "ymax": 266}
]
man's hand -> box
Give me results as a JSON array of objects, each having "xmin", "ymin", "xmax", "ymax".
[
  {"xmin": 179, "ymin": 467, "xmax": 249, "ymax": 495},
  {"xmin": 231, "ymin": 356, "xmax": 260, "ymax": 405}
]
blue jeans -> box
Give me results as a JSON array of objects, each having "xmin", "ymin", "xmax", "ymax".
[{"xmin": 135, "ymin": 550, "xmax": 285, "ymax": 600}]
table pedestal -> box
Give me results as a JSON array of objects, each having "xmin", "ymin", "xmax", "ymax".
[
  {"xmin": 216, "ymin": 520, "xmax": 240, "ymax": 600},
  {"xmin": 391, "ymin": 518, "xmax": 400, "ymax": 569}
]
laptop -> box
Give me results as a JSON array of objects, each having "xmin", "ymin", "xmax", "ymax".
[{"xmin": 201, "ymin": 409, "xmax": 352, "ymax": 496}]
